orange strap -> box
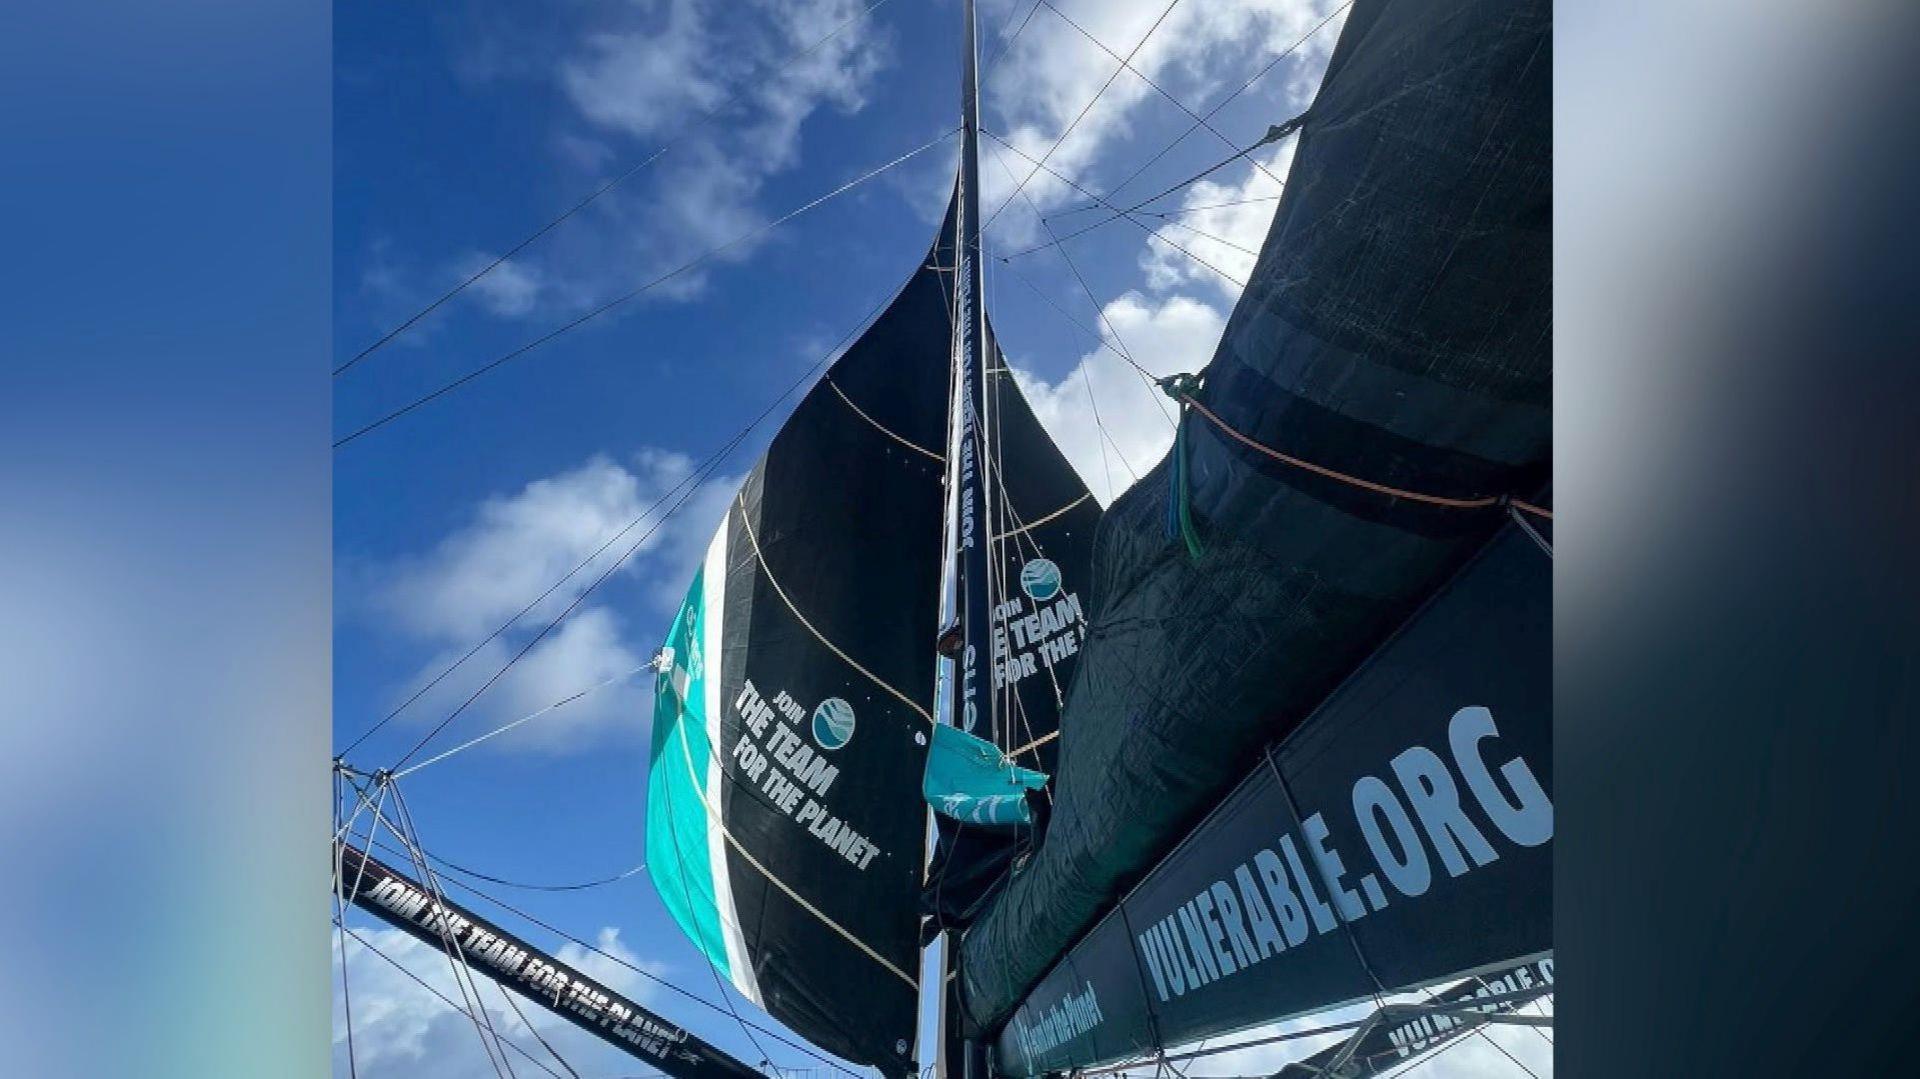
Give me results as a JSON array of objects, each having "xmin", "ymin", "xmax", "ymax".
[{"xmin": 1180, "ymin": 396, "xmax": 1552, "ymax": 520}]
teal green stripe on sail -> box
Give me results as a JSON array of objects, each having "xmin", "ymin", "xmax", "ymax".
[{"xmin": 647, "ymin": 564, "xmax": 732, "ymax": 981}]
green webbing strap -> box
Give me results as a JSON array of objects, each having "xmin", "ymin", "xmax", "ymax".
[{"xmin": 1159, "ymin": 373, "xmax": 1206, "ymax": 563}]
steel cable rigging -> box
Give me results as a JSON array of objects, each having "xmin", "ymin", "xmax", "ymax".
[
  {"xmin": 334, "ymin": 128, "xmax": 957, "ymax": 449},
  {"xmin": 333, "ymin": 0, "xmax": 897, "ymax": 376}
]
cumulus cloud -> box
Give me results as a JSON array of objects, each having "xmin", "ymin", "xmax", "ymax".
[
  {"xmin": 979, "ymin": 0, "xmax": 1346, "ymax": 247},
  {"xmin": 1012, "ymin": 291, "xmax": 1226, "ymax": 504},
  {"xmin": 555, "ymin": 926, "xmax": 667, "ymax": 1002},
  {"xmin": 456, "ymin": 254, "xmax": 547, "ymax": 318},
  {"xmin": 1139, "ymin": 140, "xmax": 1294, "ymax": 298},
  {"xmin": 334, "ymin": 923, "xmax": 669, "ymax": 1079},
  {"xmin": 374, "ymin": 452, "xmax": 740, "ymax": 754},
  {"xmin": 437, "ymin": 0, "xmax": 894, "ymax": 319}
]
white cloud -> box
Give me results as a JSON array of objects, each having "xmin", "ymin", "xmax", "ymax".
[
  {"xmin": 375, "ymin": 452, "xmax": 740, "ymax": 755},
  {"xmin": 980, "ymin": 0, "xmax": 1345, "ymax": 247},
  {"xmin": 1139, "ymin": 139, "xmax": 1293, "ymax": 298},
  {"xmin": 555, "ymin": 926, "xmax": 668, "ymax": 1002},
  {"xmin": 452, "ymin": 0, "xmax": 895, "ymax": 316},
  {"xmin": 334, "ymin": 923, "xmax": 666, "ymax": 1079},
  {"xmin": 1012, "ymin": 290, "xmax": 1226, "ymax": 504},
  {"xmin": 560, "ymin": 4, "xmax": 730, "ymax": 141},
  {"xmin": 456, "ymin": 253, "xmax": 546, "ymax": 317}
]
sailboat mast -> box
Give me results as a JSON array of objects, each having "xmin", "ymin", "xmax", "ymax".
[
  {"xmin": 951, "ymin": 0, "xmax": 996, "ymax": 749},
  {"xmin": 937, "ymin": 6, "xmax": 998, "ymax": 1079}
]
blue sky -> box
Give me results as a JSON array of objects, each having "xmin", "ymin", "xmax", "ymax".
[{"xmin": 328, "ymin": 2, "xmax": 1562, "ymax": 1076}]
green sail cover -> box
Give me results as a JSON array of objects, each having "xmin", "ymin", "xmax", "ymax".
[
  {"xmin": 923, "ymin": 722, "xmax": 1048, "ymax": 826},
  {"xmin": 957, "ymin": 0, "xmax": 1552, "ymax": 1037}
]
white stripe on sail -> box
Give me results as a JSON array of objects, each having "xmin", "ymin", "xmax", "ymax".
[{"xmin": 701, "ymin": 517, "xmax": 763, "ymax": 1006}]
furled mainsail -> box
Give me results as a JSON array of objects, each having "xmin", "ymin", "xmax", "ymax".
[{"xmin": 958, "ymin": 0, "xmax": 1552, "ymax": 1034}]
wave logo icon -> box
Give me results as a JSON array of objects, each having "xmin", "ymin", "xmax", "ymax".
[
  {"xmin": 1019, "ymin": 558, "xmax": 1062, "ymax": 602},
  {"xmin": 812, "ymin": 697, "xmax": 856, "ymax": 751}
]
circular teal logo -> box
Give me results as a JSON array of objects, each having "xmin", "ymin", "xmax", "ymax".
[
  {"xmin": 1020, "ymin": 558, "xmax": 1062, "ymax": 602},
  {"xmin": 812, "ymin": 697, "xmax": 856, "ymax": 751}
]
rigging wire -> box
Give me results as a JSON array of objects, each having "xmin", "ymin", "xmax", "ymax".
[
  {"xmin": 493, "ymin": 977, "xmax": 585, "ymax": 1079},
  {"xmin": 334, "ymin": 0, "xmax": 897, "ymax": 375},
  {"xmin": 982, "ymin": 0, "xmax": 1045, "ymax": 74},
  {"xmin": 1146, "ymin": 213, "xmax": 1260, "ymax": 256},
  {"xmin": 991, "ymin": 130, "xmax": 1265, "ymax": 277},
  {"xmin": 337, "ymin": 922, "xmax": 567, "ymax": 1079},
  {"xmin": 389, "ymin": 782, "xmax": 522, "ymax": 1079},
  {"xmin": 1102, "ymin": 2, "xmax": 1352, "ymax": 205},
  {"xmin": 1153, "ymin": 195, "xmax": 1281, "ymax": 215},
  {"xmin": 984, "ymin": 139, "xmax": 1177, "ymax": 436},
  {"xmin": 362, "ymin": 833, "xmax": 861, "ymax": 1079},
  {"xmin": 983, "ymin": 130, "xmax": 1246, "ymax": 287},
  {"xmin": 414, "ymin": 844, "xmax": 649, "ymax": 894},
  {"xmin": 979, "ymin": 0, "xmax": 1184, "ymax": 234},
  {"xmin": 1033, "ymin": 0, "xmax": 1289, "ymax": 194},
  {"xmin": 393, "ymin": 663, "xmax": 652, "ymax": 779},
  {"xmin": 331, "ymin": 773, "xmax": 361, "ymax": 1079},
  {"xmin": 361, "ymin": 283, "xmax": 907, "ymax": 771},
  {"xmin": 339, "ymin": 280, "xmax": 900, "ymax": 761},
  {"xmin": 384, "ymin": 454, "xmax": 728, "ymax": 772},
  {"xmin": 984, "ymin": 144, "xmax": 1152, "ymax": 484},
  {"xmin": 334, "ymin": 127, "xmax": 958, "ymax": 449}
]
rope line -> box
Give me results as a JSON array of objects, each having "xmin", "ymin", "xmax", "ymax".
[
  {"xmin": 984, "ymin": 130, "xmax": 1248, "ymax": 287},
  {"xmin": 1036, "ymin": 0, "xmax": 1290, "ymax": 194},
  {"xmin": 340, "ymin": 282, "xmax": 902, "ymax": 760},
  {"xmin": 1180, "ymin": 393, "xmax": 1553, "ymax": 518},
  {"xmin": 827, "ymin": 377, "xmax": 945, "ymax": 461},
  {"xmin": 990, "ymin": 493, "xmax": 1090, "ymax": 542},
  {"xmin": 414, "ymin": 846, "xmax": 649, "ymax": 894},
  {"xmin": 1103, "ymin": 1, "xmax": 1351, "ymax": 204},
  {"xmin": 982, "ymin": 0, "xmax": 1045, "ymax": 74},
  {"xmin": 1006, "ymin": 728, "xmax": 1059, "ymax": 758},
  {"xmin": 334, "ymin": 0, "xmax": 897, "ymax": 375},
  {"xmin": 393, "ymin": 664, "xmax": 651, "ymax": 778},
  {"xmin": 984, "ymin": 140, "xmax": 1172, "ymax": 454},
  {"xmin": 334, "ymin": 128, "xmax": 958, "ymax": 448},
  {"xmin": 980, "ymin": 0, "xmax": 1185, "ymax": 234},
  {"xmin": 371, "ymin": 289, "xmax": 910, "ymax": 771},
  {"xmin": 734, "ymin": 492, "xmax": 935, "ymax": 725}
]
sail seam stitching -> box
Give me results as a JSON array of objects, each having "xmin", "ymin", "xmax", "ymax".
[
  {"xmin": 734, "ymin": 494, "xmax": 936, "ymax": 725},
  {"xmin": 826, "ymin": 377, "xmax": 945, "ymax": 462}
]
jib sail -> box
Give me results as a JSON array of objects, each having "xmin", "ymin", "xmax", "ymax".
[{"xmin": 647, "ymin": 225, "xmax": 955, "ymax": 1073}]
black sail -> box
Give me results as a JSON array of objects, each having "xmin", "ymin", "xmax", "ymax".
[
  {"xmin": 959, "ymin": 0, "xmax": 1551, "ymax": 1037},
  {"xmin": 923, "ymin": 319, "xmax": 1103, "ymax": 928},
  {"xmin": 648, "ymin": 225, "xmax": 954, "ymax": 1073}
]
